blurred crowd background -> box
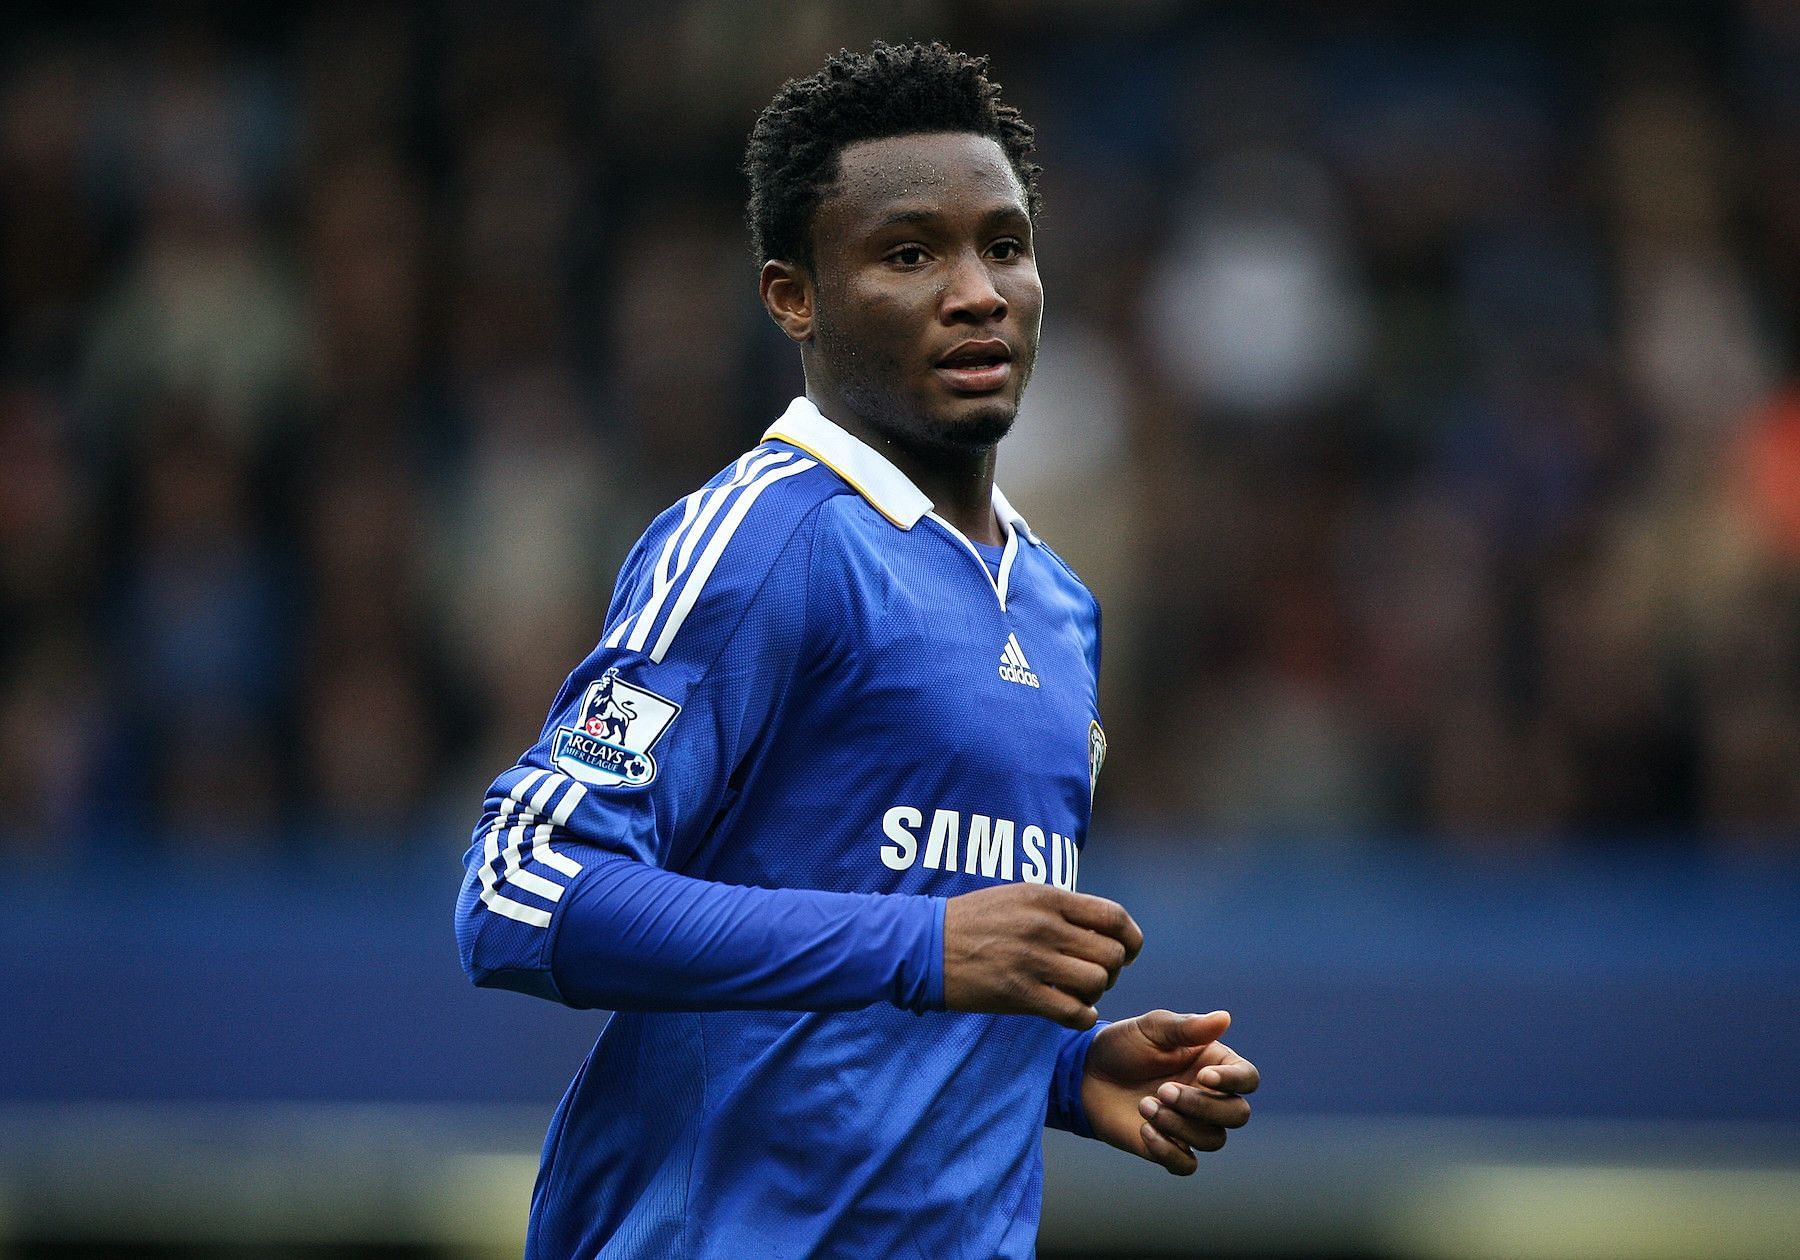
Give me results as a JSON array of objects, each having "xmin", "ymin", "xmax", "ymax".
[{"xmin": 3, "ymin": 0, "xmax": 1798, "ymax": 860}]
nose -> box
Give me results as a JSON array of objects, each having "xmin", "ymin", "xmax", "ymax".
[{"xmin": 941, "ymin": 249, "xmax": 1006, "ymax": 324}]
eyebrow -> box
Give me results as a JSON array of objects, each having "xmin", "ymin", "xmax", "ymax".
[{"xmin": 870, "ymin": 204, "xmax": 1030, "ymax": 233}]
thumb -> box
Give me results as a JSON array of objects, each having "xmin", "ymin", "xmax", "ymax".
[{"xmin": 1138, "ymin": 1008, "xmax": 1230, "ymax": 1051}]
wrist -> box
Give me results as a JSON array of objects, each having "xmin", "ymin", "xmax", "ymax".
[
  {"xmin": 1049, "ymin": 1019, "xmax": 1109, "ymax": 1136},
  {"xmin": 890, "ymin": 893, "xmax": 946, "ymax": 1014}
]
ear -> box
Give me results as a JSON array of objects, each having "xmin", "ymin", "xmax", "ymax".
[{"xmin": 760, "ymin": 259, "xmax": 815, "ymax": 343}]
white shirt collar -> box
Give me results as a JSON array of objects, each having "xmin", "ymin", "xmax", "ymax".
[
  {"xmin": 764, "ymin": 396, "xmax": 1036, "ymax": 542},
  {"xmin": 990, "ymin": 484, "xmax": 1036, "ymax": 546}
]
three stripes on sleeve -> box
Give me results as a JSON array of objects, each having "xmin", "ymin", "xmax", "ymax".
[
  {"xmin": 478, "ymin": 769, "xmax": 589, "ymax": 928},
  {"xmin": 602, "ymin": 446, "xmax": 815, "ymax": 665}
]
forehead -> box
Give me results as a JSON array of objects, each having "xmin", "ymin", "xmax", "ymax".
[{"xmin": 822, "ymin": 132, "xmax": 1028, "ymax": 228}]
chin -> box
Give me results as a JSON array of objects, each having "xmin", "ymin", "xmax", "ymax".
[
  {"xmin": 926, "ymin": 397, "xmax": 1017, "ymax": 450},
  {"xmin": 839, "ymin": 379, "xmax": 1020, "ymax": 456}
]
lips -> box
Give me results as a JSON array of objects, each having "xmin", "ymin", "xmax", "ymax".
[{"xmin": 934, "ymin": 339, "xmax": 1013, "ymax": 394}]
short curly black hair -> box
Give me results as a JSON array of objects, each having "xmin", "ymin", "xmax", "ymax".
[{"xmin": 743, "ymin": 41, "xmax": 1041, "ymax": 269}]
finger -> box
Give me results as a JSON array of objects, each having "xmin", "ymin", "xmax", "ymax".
[
  {"xmin": 1139, "ymin": 1095, "xmax": 1229, "ymax": 1152},
  {"xmin": 1155, "ymin": 1081, "xmax": 1252, "ymax": 1129},
  {"xmin": 1137, "ymin": 1009, "xmax": 1231, "ymax": 1053},
  {"xmin": 1058, "ymin": 893, "xmax": 1144, "ymax": 962},
  {"xmin": 1138, "ymin": 1119, "xmax": 1198, "ymax": 1176},
  {"xmin": 1039, "ymin": 954, "xmax": 1111, "ymax": 1007},
  {"xmin": 1057, "ymin": 925, "xmax": 1129, "ymax": 984},
  {"xmin": 1153, "ymin": 1111, "xmax": 1228, "ymax": 1154},
  {"xmin": 1195, "ymin": 1047, "xmax": 1260, "ymax": 1095},
  {"xmin": 1031, "ymin": 982, "xmax": 1098, "ymax": 1031}
]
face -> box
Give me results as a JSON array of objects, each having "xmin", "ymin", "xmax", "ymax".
[{"xmin": 793, "ymin": 132, "xmax": 1043, "ymax": 454}]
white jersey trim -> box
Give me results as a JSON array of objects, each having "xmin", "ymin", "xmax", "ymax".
[
  {"xmin": 764, "ymin": 397, "xmax": 932, "ymax": 528},
  {"xmin": 768, "ymin": 398, "xmax": 1036, "ymax": 609},
  {"xmin": 926, "ymin": 509, "xmax": 1019, "ymax": 612},
  {"xmin": 765, "ymin": 397, "xmax": 1039, "ymax": 545}
]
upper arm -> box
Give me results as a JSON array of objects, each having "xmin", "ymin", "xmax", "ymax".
[{"xmin": 455, "ymin": 456, "xmax": 825, "ymax": 990}]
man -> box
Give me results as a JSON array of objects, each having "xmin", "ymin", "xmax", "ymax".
[{"xmin": 456, "ymin": 41, "xmax": 1258, "ymax": 1258}]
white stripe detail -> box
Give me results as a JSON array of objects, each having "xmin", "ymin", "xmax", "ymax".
[
  {"xmin": 474, "ymin": 770, "xmax": 589, "ymax": 927},
  {"xmin": 675, "ymin": 450, "xmax": 791, "ymax": 582},
  {"xmin": 526, "ymin": 771, "xmax": 562, "ymax": 814},
  {"xmin": 503, "ymin": 816, "xmax": 567, "ymax": 903},
  {"xmin": 549, "ymin": 778, "xmax": 586, "ymax": 826},
  {"xmin": 627, "ymin": 450, "xmax": 792, "ymax": 653},
  {"xmin": 925, "ymin": 511, "xmax": 1007, "ymax": 610},
  {"xmin": 500, "ymin": 772, "xmax": 575, "ymax": 901},
  {"xmin": 508, "ymin": 768, "xmax": 551, "ymax": 808},
  {"xmin": 606, "ymin": 481, "xmax": 708, "ymax": 649},
  {"xmin": 1008, "ymin": 634, "xmax": 1031, "ymax": 669},
  {"xmin": 649, "ymin": 458, "xmax": 816, "ymax": 664},
  {"xmin": 528, "ymin": 821, "xmax": 579, "ymax": 878},
  {"xmin": 604, "ymin": 610, "xmax": 637, "ymax": 650},
  {"xmin": 995, "ymin": 525, "xmax": 1019, "ymax": 607},
  {"xmin": 478, "ymin": 896, "xmax": 547, "ymax": 928},
  {"xmin": 763, "ymin": 397, "xmax": 932, "ymax": 528},
  {"xmin": 537, "ymin": 778, "xmax": 586, "ymax": 877},
  {"xmin": 478, "ymin": 799, "xmax": 552, "ymax": 927},
  {"xmin": 511, "ymin": 772, "xmax": 586, "ymax": 881}
]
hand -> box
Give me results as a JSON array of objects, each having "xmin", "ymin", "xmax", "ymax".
[
  {"xmin": 1081, "ymin": 1009, "xmax": 1258, "ymax": 1175},
  {"xmin": 942, "ymin": 884, "xmax": 1143, "ymax": 1030}
]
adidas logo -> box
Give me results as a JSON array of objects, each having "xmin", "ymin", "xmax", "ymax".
[{"xmin": 998, "ymin": 633, "xmax": 1041, "ymax": 688}]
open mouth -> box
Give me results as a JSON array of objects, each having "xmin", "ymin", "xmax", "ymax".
[{"xmin": 934, "ymin": 341, "xmax": 1013, "ymax": 394}]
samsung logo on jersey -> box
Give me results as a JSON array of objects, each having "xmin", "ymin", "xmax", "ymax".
[{"xmin": 878, "ymin": 806, "xmax": 1080, "ymax": 890}]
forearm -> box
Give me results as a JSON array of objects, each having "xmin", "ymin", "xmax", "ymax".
[{"xmin": 548, "ymin": 855, "xmax": 945, "ymax": 1013}]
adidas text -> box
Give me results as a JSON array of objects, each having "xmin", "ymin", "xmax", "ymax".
[{"xmin": 999, "ymin": 663, "xmax": 1040, "ymax": 687}]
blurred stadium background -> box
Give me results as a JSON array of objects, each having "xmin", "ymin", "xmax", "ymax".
[{"xmin": 3, "ymin": 1, "xmax": 1798, "ymax": 1256}]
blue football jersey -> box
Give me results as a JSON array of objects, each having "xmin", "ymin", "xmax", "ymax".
[{"xmin": 456, "ymin": 397, "xmax": 1110, "ymax": 1258}]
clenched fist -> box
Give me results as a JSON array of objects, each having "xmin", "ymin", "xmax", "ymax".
[{"xmin": 941, "ymin": 884, "xmax": 1144, "ymax": 1029}]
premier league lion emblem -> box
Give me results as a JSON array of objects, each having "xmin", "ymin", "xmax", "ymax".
[
  {"xmin": 552, "ymin": 669, "xmax": 681, "ymax": 788},
  {"xmin": 583, "ymin": 670, "xmax": 638, "ymax": 743}
]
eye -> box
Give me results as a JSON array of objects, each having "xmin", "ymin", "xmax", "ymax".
[
  {"xmin": 886, "ymin": 244, "xmax": 929, "ymax": 267},
  {"xmin": 988, "ymin": 238, "xmax": 1027, "ymax": 261}
]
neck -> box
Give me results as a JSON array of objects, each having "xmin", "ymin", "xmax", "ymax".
[{"xmin": 805, "ymin": 388, "xmax": 1003, "ymax": 545}]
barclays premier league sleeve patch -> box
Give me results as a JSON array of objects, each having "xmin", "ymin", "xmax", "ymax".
[{"xmin": 551, "ymin": 668, "xmax": 681, "ymax": 788}]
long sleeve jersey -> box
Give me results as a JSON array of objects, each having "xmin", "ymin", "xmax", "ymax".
[{"xmin": 455, "ymin": 397, "xmax": 1110, "ymax": 1258}]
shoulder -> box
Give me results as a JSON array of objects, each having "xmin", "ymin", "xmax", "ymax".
[
  {"xmin": 640, "ymin": 443, "xmax": 842, "ymax": 554},
  {"xmin": 1025, "ymin": 532, "xmax": 1102, "ymax": 625},
  {"xmin": 1016, "ymin": 526, "xmax": 1103, "ymax": 680},
  {"xmin": 601, "ymin": 443, "xmax": 846, "ymax": 667}
]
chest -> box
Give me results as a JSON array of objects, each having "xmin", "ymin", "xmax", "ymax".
[
  {"xmin": 707, "ymin": 519, "xmax": 1102, "ymax": 894},
  {"xmin": 803, "ymin": 523, "xmax": 1099, "ymax": 806}
]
